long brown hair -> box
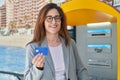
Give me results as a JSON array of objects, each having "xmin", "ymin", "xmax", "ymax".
[{"xmin": 28, "ymin": 3, "xmax": 71, "ymax": 46}]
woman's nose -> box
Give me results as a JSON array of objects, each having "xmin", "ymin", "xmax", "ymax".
[{"xmin": 51, "ymin": 18, "xmax": 56, "ymax": 23}]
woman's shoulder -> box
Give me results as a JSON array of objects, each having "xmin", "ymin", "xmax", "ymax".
[
  {"xmin": 26, "ymin": 42, "xmax": 38, "ymax": 49},
  {"xmin": 60, "ymin": 37, "xmax": 75, "ymax": 45},
  {"xmin": 70, "ymin": 39, "xmax": 76, "ymax": 45}
]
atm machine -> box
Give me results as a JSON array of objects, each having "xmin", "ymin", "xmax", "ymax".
[
  {"xmin": 67, "ymin": 26, "xmax": 76, "ymax": 41},
  {"xmin": 76, "ymin": 22, "xmax": 117, "ymax": 80}
]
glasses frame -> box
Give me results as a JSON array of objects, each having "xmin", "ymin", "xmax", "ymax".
[{"xmin": 45, "ymin": 16, "xmax": 62, "ymax": 23}]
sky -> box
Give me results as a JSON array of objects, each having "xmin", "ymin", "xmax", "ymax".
[{"xmin": 0, "ymin": 0, "xmax": 4, "ymax": 5}]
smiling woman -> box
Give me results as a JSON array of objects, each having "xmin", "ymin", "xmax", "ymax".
[{"xmin": 24, "ymin": 3, "xmax": 90, "ymax": 80}]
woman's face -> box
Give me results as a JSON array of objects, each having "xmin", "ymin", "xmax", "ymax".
[{"xmin": 44, "ymin": 8, "xmax": 61, "ymax": 35}]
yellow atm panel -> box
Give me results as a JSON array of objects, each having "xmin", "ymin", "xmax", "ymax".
[{"xmin": 61, "ymin": 0, "xmax": 120, "ymax": 80}]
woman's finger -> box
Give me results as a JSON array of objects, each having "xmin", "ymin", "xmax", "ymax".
[{"xmin": 32, "ymin": 53, "xmax": 45, "ymax": 67}]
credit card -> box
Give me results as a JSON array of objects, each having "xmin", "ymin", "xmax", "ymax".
[{"xmin": 34, "ymin": 47, "xmax": 48, "ymax": 56}]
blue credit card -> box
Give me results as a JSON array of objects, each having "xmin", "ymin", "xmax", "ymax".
[{"xmin": 34, "ymin": 47, "xmax": 48, "ymax": 56}]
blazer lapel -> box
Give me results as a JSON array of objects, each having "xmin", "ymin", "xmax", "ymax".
[
  {"xmin": 45, "ymin": 51, "xmax": 55, "ymax": 74},
  {"xmin": 41, "ymin": 39, "xmax": 55, "ymax": 76},
  {"xmin": 61, "ymin": 39, "xmax": 70, "ymax": 79}
]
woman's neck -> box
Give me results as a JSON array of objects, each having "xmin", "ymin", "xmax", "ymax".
[{"xmin": 46, "ymin": 35, "xmax": 61, "ymax": 47}]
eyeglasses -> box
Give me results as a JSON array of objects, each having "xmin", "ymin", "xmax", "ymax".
[{"xmin": 45, "ymin": 16, "xmax": 61, "ymax": 23}]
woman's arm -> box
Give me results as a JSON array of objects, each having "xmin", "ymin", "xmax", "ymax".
[
  {"xmin": 24, "ymin": 43, "xmax": 43, "ymax": 80},
  {"xmin": 71, "ymin": 39, "xmax": 90, "ymax": 80}
]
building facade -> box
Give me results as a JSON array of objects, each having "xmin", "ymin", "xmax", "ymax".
[
  {"xmin": 5, "ymin": 0, "xmax": 14, "ymax": 29},
  {"xmin": 0, "ymin": 4, "xmax": 6, "ymax": 28},
  {"xmin": 13, "ymin": 0, "xmax": 49, "ymax": 28},
  {"xmin": 0, "ymin": 0, "xmax": 70, "ymax": 29}
]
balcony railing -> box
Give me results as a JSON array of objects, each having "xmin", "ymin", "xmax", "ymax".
[{"xmin": 0, "ymin": 70, "xmax": 24, "ymax": 80}]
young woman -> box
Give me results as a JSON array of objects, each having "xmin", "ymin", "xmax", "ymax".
[{"xmin": 24, "ymin": 3, "xmax": 90, "ymax": 80}]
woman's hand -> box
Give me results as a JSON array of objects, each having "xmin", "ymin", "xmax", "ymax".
[{"xmin": 32, "ymin": 53, "xmax": 45, "ymax": 68}]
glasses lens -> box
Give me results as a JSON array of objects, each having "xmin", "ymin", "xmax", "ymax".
[
  {"xmin": 54, "ymin": 16, "xmax": 61, "ymax": 22},
  {"xmin": 46, "ymin": 16, "xmax": 53, "ymax": 22}
]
